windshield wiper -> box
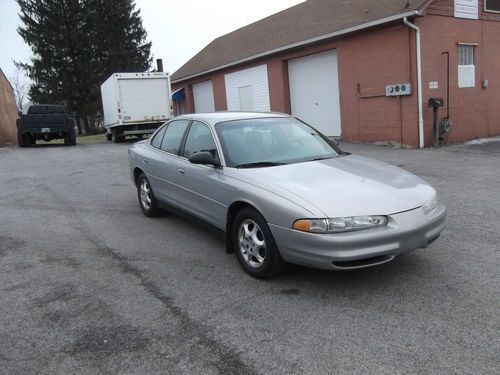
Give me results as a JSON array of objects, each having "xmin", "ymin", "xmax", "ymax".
[
  {"xmin": 310, "ymin": 156, "xmax": 335, "ymax": 162},
  {"xmin": 235, "ymin": 161, "xmax": 288, "ymax": 168},
  {"xmin": 310, "ymin": 153, "xmax": 350, "ymax": 162}
]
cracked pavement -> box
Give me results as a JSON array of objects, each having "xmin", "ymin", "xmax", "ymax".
[{"xmin": 0, "ymin": 139, "xmax": 499, "ymax": 374}]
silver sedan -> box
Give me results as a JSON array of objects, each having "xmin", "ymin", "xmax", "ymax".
[{"xmin": 128, "ymin": 112, "xmax": 446, "ymax": 278}]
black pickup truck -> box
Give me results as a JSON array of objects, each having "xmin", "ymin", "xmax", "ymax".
[{"xmin": 16, "ymin": 105, "xmax": 77, "ymax": 147}]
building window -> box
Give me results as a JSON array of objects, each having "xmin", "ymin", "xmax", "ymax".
[
  {"xmin": 485, "ymin": 0, "xmax": 500, "ymax": 13},
  {"xmin": 458, "ymin": 44, "xmax": 476, "ymax": 88},
  {"xmin": 458, "ymin": 45, "xmax": 474, "ymax": 66}
]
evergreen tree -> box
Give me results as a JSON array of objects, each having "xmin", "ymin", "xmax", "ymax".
[{"xmin": 16, "ymin": 0, "xmax": 152, "ymax": 133}]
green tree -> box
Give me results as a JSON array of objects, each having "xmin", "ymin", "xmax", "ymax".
[{"xmin": 16, "ymin": 0, "xmax": 152, "ymax": 134}]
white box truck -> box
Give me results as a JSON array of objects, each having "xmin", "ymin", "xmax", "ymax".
[{"xmin": 101, "ymin": 72, "xmax": 172, "ymax": 142}]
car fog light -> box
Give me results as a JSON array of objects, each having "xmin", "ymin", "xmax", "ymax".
[{"xmin": 293, "ymin": 216, "xmax": 387, "ymax": 233}]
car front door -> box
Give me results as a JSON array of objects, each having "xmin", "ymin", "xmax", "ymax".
[{"xmin": 174, "ymin": 121, "xmax": 228, "ymax": 229}]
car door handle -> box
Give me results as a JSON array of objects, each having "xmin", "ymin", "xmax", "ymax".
[
  {"xmin": 177, "ymin": 168, "xmax": 185, "ymax": 175},
  {"xmin": 143, "ymin": 158, "xmax": 149, "ymax": 163}
]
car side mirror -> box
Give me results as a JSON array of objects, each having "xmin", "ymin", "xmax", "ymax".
[
  {"xmin": 330, "ymin": 137, "xmax": 339, "ymax": 147},
  {"xmin": 189, "ymin": 151, "xmax": 220, "ymax": 167}
]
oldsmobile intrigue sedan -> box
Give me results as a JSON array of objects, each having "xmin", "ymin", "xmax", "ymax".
[{"xmin": 128, "ymin": 112, "xmax": 446, "ymax": 278}]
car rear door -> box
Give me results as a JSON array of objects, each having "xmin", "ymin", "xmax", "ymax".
[
  {"xmin": 174, "ymin": 121, "xmax": 228, "ymax": 230},
  {"xmin": 144, "ymin": 120, "xmax": 190, "ymax": 206}
]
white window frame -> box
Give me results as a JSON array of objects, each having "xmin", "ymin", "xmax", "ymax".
[
  {"xmin": 484, "ymin": 0, "xmax": 500, "ymax": 13},
  {"xmin": 458, "ymin": 43, "xmax": 477, "ymax": 88}
]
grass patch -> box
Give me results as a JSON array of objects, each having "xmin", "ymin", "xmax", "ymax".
[
  {"xmin": 77, "ymin": 134, "xmax": 107, "ymax": 143},
  {"xmin": 40, "ymin": 133, "xmax": 107, "ymax": 145}
]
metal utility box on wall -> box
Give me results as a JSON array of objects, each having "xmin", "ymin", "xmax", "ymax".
[
  {"xmin": 385, "ymin": 83, "xmax": 412, "ymax": 97},
  {"xmin": 428, "ymin": 97, "xmax": 444, "ymax": 108}
]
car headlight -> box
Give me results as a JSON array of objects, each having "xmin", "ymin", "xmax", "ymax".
[
  {"xmin": 422, "ymin": 195, "xmax": 439, "ymax": 215},
  {"xmin": 292, "ymin": 216, "xmax": 388, "ymax": 233}
]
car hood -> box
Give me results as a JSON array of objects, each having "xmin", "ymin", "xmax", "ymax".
[{"xmin": 231, "ymin": 155, "xmax": 435, "ymax": 217}]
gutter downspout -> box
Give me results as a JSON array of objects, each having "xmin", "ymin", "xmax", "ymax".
[{"xmin": 404, "ymin": 17, "xmax": 424, "ymax": 149}]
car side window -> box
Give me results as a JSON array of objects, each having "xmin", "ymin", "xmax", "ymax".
[
  {"xmin": 150, "ymin": 125, "xmax": 167, "ymax": 149},
  {"xmin": 183, "ymin": 121, "xmax": 218, "ymax": 159},
  {"xmin": 159, "ymin": 120, "xmax": 190, "ymax": 154}
]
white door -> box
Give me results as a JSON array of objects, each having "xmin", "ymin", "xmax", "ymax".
[
  {"xmin": 225, "ymin": 65, "xmax": 270, "ymax": 112},
  {"xmin": 192, "ymin": 80, "xmax": 215, "ymax": 113},
  {"xmin": 238, "ymin": 86, "xmax": 253, "ymax": 111},
  {"xmin": 288, "ymin": 51, "xmax": 342, "ymax": 136}
]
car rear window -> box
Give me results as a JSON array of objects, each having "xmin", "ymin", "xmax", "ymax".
[
  {"xmin": 150, "ymin": 125, "xmax": 167, "ymax": 149},
  {"xmin": 159, "ymin": 120, "xmax": 190, "ymax": 155}
]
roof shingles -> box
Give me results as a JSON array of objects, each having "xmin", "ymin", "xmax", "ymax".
[{"xmin": 172, "ymin": 0, "xmax": 429, "ymax": 82}]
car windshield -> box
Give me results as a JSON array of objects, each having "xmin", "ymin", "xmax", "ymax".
[{"xmin": 215, "ymin": 117, "xmax": 341, "ymax": 168}]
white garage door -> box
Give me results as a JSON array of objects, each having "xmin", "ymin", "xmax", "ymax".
[
  {"xmin": 224, "ymin": 65, "xmax": 271, "ymax": 112},
  {"xmin": 192, "ymin": 80, "xmax": 215, "ymax": 113},
  {"xmin": 288, "ymin": 51, "xmax": 342, "ymax": 136}
]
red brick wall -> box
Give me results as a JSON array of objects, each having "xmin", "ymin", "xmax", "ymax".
[
  {"xmin": 172, "ymin": 10, "xmax": 500, "ymax": 146},
  {"xmin": 416, "ymin": 14, "xmax": 500, "ymax": 143},
  {"xmin": 428, "ymin": 0, "xmax": 500, "ymax": 21},
  {"xmin": 173, "ymin": 23, "xmax": 420, "ymax": 146}
]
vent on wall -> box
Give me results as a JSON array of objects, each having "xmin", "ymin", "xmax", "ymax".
[
  {"xmin": 485, "ymin": 0, "xmax": 500, "ymax": 13},
  {"xmin": 454, "ymin": 0, "xmax": 478, "ymax": 19}
]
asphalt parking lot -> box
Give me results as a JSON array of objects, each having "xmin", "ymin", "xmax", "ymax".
[{"xmin": 0, "ymin": 139, "xmax": 498, "ymax": 375}]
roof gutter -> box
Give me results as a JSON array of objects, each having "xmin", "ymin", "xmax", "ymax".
[
  {"xmin": 172, "ymin": 10, "xmax": 421, "ymax": 84},
  {"xmin": 403, "ymin": 17, "xmax": 425, "ymax": 149}
]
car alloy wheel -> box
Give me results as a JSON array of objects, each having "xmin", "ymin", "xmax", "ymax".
[
  {"xmin": 232, "ymin": 207, "xmax": 286, "ymax": 278},
  {"xmin": 137, "ymin": 173, "xmax": 161, "ymax": 217},
  {"xmin": 238, "ymin": 219, "xmax": 266, "ymax": 268},
  {"xmin": 140, "ymin": 179, "xmax": 152, "ymax": 210}
]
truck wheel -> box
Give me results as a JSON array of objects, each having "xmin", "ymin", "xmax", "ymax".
[
  {"xmin": 106, "ymin": 133, "xmax": 113, "ymax": 142},
  {"xmin": 70, "ymin": 130, "xmax": 77, "ymax": 146},
  {"xmin": 18, "ymin": 132, "xmax": 25, "ymax": 147},
  {"xmin": 112, "ymin": 132, "xmax": 123, "ymax": 143},
  {"xmin": 64, "ymin": 129, "xmax": 77, "ymax": 146},
  {"xmin": 23, "ymin": 133, "xmax": 33, "ymax": 147}
]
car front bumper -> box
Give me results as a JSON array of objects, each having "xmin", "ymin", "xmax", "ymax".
[{"xmin": 269, "ymin": 203, "xmax": 446, "ymax": 270}]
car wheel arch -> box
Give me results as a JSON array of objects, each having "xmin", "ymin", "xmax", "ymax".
[
  {"xmin": 226, "ymin": 201, "xmax": 264, "ymax": 254},
  {"xmin": 133, "ymin": 167, "xmax": 144, "ymax": 187}
]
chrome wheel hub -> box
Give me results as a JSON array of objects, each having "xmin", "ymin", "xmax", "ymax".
[
  {"xmin": 238, "ymin": 219, "xmax": 266, "ymax": 268},
  {"xmin": 140, "ymin": 179, "xmax": 152, "ymax": 210}
]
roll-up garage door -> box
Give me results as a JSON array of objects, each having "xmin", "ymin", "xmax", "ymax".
[
  {"xmin": 288, "ymin": 51, "xmax": 342, "ymax": 136},
  {"xmin": 192, "ymin": 80, "xmax": 215, "ymax": 113},
  {"xmin": 224, "ymin": 65, "xmax": 271, "ymax": 112}
]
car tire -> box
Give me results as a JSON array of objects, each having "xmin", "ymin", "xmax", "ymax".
[
  {"xmin": 232, "ymin": 208, "xmax": 286, "ymax": 278},
  {"xmin": 137, "ymin": 173, "xmax": 161, "ymax": 217}
]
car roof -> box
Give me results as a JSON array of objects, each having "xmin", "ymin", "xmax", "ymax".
[{"xmin": 172, "ymin": 111, "xmax": 291, "ymax": 126}]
